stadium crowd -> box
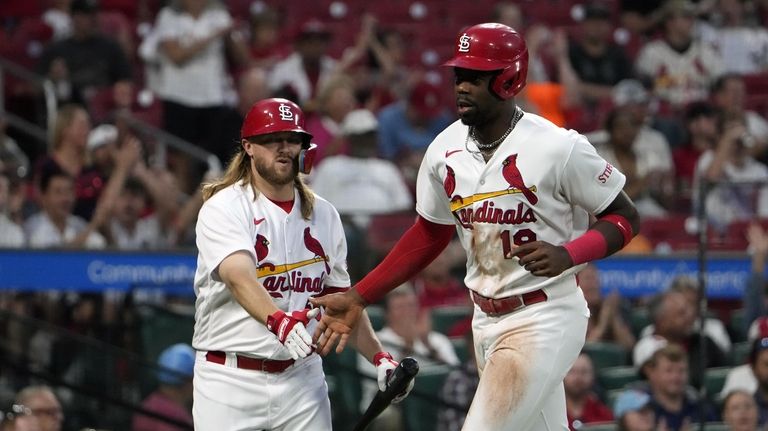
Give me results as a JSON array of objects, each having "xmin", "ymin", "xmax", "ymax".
[{"xmin": 1, "ymin": 0, "xmax": 768, "ymax": 429}]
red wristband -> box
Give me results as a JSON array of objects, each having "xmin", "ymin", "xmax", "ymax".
[
  {"xmin": 373, "ymin": 351, "xmax": 394, "ymax": 365},
  {"xmin": 599, "ymin": 214, "xmax": 634, "ymax": 246},
  {"xmin": 563, "ymin": 229, "xmax": 608, "ymax": 266}
]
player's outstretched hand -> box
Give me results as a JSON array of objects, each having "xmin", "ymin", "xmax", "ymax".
[
  {"xmin": 309, "ymin": 290, "xmax": 366, "ymax": 355},
  {"xmin": 373, "ymin": 352, "xmax": 414, "ymax": 403},
  {"xmin": 266, "ymin": 308, "xmax": 320, "ymax": 360},
  {"xmin": 509, "ymin": 241, "xmax": 573, "ymax": 277}
]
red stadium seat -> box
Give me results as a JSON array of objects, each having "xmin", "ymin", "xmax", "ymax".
[{"xmin": 366, "ymin": 211, "xmax": 418, "ymax": 256}]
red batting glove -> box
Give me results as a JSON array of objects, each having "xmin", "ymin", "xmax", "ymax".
[{"xmin": 266, "ymin": 308, "xmax": 319, "ymax": 359}]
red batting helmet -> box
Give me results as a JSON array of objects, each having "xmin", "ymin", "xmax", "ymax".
[
  {"xmin": 241, "ymin": 98, "xmax": 312, "ymax": 146},
  {"xmin": 442, "ymin": 23, "xmax": 528, "ymax": 100}
]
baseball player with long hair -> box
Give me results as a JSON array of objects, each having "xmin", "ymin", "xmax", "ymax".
[
  {"xmin": 191, "ymin": 98, "xmax": 411, "ymax": 430},
  {"xmin": 311, "ymin": 24, "xmax": 640, "ymax": 430}
]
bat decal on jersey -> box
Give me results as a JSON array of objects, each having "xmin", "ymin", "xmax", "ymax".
[
  {"xmin": 303, "ymin": 227, "xmax": 331, "ymax": 274},
  {"xmin": 502, "ymin": 154, "xmax": 538, "ymax": 205}
]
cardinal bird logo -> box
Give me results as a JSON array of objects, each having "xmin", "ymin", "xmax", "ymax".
[
  {"xmin": 303, "ymin": 227, "xmax": 330, "ymax": 274},
  {"xmin": 502, "ymin": 154, "xmax": 538, "ymax": 205},
  {"xmin": 444, "ymin": 165, "xmax": 456, "ymax": 197},
  {"xmin": 255, "ymin": 234, "xmax": 270, "ymax": 262}
]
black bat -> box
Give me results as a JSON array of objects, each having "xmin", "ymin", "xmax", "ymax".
[{"xmin": 353, "ymin": 357, "xmax": 420, "ymax": 431}]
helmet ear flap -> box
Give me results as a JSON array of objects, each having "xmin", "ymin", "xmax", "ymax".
[
  {"xmin": 490, "ymin": 57, "xmax": 528, "ymax": 100},
  {"xmin": 299, "ymin": 143, "xmax": 317, "ymax": 174}
]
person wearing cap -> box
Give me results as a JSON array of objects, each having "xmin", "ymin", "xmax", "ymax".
[
  {"xmin": 635, "ymin": 290, "xmax": 727, "ymax": 388},
  {"xmin": 38, "ymin": 0, "xmax": 132, "ymax": 106},
  {"xmin": 377, "ymin": 79, "xmax": 453, "ymax": 175},
  {"xmin": 131, "ymin": 343, "xmax": 194, "ymax": 431},
  {"xmin": 309, "ymin": 108, "xmax": 412, "ymax": 280},
  {"xmin": 640, "ymin": 343, "xmax": 717, "ymax": 430},
  {"xmin": 613, "ymin": 389, "xmax": 655, "ymax": 431},
  {"xmin": 568, "ymin": 2, "xmax": 633, "ymax": 103},
  {"xmin": 635, "ymin": 0, "xmax": 723, "ymax": 111},
  {"xmin": 267, "ymin": 19, "xmax": 337, "ymax": 107},
  {"xmin": 751, "ymin": 337, "xmax": 768, "ymax": 426},
  {"xmin": 721, "ymin": 332, "xmax": 768, "ymax": 403},
  {"xmin": 671, "ymin": 102, "xmax": 718, "ymax": 210}
]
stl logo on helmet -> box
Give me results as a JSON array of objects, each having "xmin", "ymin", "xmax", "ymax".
[
  {"xmin": 458, "ymin": 33, "xmax": 471, "ymax": 52},
  {"xmin": 278, "ymin": 104, "xmax": 295, "ymax": 122}
]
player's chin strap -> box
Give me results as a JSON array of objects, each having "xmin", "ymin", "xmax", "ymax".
[
  {"xmin": 562, "ymin": 213, "xmax": 634, "ymax": 266},
  {"xmin": 299, "ymin": 143, "xmax": 318, "ymax": 175}
]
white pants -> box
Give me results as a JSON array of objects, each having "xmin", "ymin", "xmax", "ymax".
[
  {"xmin": 463, "ymin": 282, "xmax": 589, "ymax": 431},
  {"xmin": 193, "ymin": 353, "xmax": 332, "ymax": 431}
]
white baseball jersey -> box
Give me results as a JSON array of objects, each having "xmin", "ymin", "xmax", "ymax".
[
  {"xmin": 192, "ymin": 181, "xmax": 350, "ymax": 359},
  {"xmin": 416, "ymin": 112, "xmax": 626, "ymax": 299}
]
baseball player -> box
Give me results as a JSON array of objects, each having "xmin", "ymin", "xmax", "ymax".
[
  {"xmin": 192, "ymin": 98, "xmax": 412, "ymax": 430},
  {"xmin": 311, "ymin": 23, "xmax": 640, "ymax": 430}
]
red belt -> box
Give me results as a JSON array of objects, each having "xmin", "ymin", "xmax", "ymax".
[
  {"xmin": 205, "ymin": 351, "xmax": 295, "ymax": 373},
  {"xmin": 471, "ymin": 289, "xmax": 548, "ymax": 316}
]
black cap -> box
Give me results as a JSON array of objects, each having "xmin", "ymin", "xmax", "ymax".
[{"xmin": 71, "ymin": 0, "xmax": 99, "ymax": 14}]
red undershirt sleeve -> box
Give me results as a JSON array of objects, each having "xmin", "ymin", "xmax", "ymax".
[{"xmin": 355, "ymin": 216, "xmax": 456, "ymax": 304}]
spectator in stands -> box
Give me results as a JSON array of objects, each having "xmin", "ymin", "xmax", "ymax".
[
  {"xmin": 613, "ymin": 389, "xmax": 656, "ymax": 431},
  {"xmin": 131, "ymin": 343, "xmax": 194, "ymax": 431},
  {"xmin": 378, "ymin": 79, "xmax": 453, "ymax": 191},
  {"xmin": 357, "ymin": 284, "xmax": 459, "ymax": 429},
  {"xmin": 744, "ymin": 223, "xmax": 768, "ymax": 331},
  {"xmin": 673, "ymin": 102, "xmax": 719, "ymax": 212},
  {"xmin": 693, "ymin": 114, "xmax": 768, "ymax": 230},
  {"xmin": 700, "ymin": 0, "xmax": 768, "ymax": 75},
  {"xmin": 437, "ymin": 331, "xmax": 479, "ymax": 431},
  {"xmin": 634, "ymin": 290, "xmax": 727, "ymax": 388},
  {"xmin": 722, "ymin": 335, "xmax": 768, "ymax": 405},
  {"xmin": 14, "ymin": 386, "xmax": 63, "ymax": 431},
  {"xmin": 568, "ymin": 2, "xmax": 634, "ymax": 104},
  {"xmin": 247, "ymin": 6, "xmax": 288, "ymax": 70},
  {"xmin": 0, "ymin": 172, "xmax": 24, "ymax": 248},
  {"xmin": 722, "ymin": 389, "xmax": 760, "ymax": 431},
  {"xmin": 309, "ymin": 109, "xmax": 412, "ymax": 280},
  {"xmin": 304, "ymin": 75, "xmax": 357, "ymax": 162},
  {"xmin": 579, "ymin": 263, "xmax": 636, "ymax": 350},
  {"xmin": 359, "ymin": 16, "xmax": 411, "ymax": 111},
  {"xmin": 641, "ymin": 343, "xmax": 717, "ymax": 429},
  {"xmin": 635, "ymin": 0, "xmax": 723, "ymax": 112},
  {"xmin": 38, "ymin": 0, "xmax": 132, "ymax": 106},
  {"xmin": 594, "ymin": 106, "xmax": 670, "ymax": 217},
  {"xmin": 153, "ymin": 0, "xmax": 247, "ymax": 166},
  {"xmin": 108, "ymin": 176, "xmax": 175, "ymax": 249},
  {"xmin": 752, "ymin": 336, "xmax": 768, "ymax": 426},
  {"xmin": 24, "ymin": 163, "xmax": 107, "ymax": 249},
  {"xmin": 711, "ymin": 74, "xmax": 768, "ymax": 158},
  {"xmin": 267, "ymin": 19, "xmax": 338, "ymax": 108},
  {"xmin": 42, "ymin": 0, "xmax": 73, "ymax": 41},
  {"xmin": 219, "ymin": 66, "xmax": 272, "ymax": 160},
  {"xmin": 664, "ymin": 276, "xmax": 732, "ymax": 353},
  {"xmin": 565, "ymin": 352, "xmax": 613, "ymax": 430}
]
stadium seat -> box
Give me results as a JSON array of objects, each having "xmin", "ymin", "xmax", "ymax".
[
  {"xmin": 732, "ymin": 341, "xmax": 752, "ymax": 366},
  {"xmin": 322, "ymin": 346, "xmax": 362, "ymax": 425},
  {"xmin": 431, "ymin": 305, "xmax": 473, "ymax": 334},
  {"xmin": 137, "ymin": 305, "xmax": 194, "ymax": 363},
  {"xmin": 704, "ymin": 367, "xmax": 732, "ymax": 396},
  {"xmin": 402, "ymin": 365, "xmax": 453, "ymax": 431},
  {"xmin": 583, "ymin": 341, "xmax": 630, "ymax": 369},
  {"xmin": 598, "ymin": 366, "xmax": 640, "ymax": 391}
]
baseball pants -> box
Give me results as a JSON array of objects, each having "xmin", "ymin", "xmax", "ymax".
[
  {"xmin": 464, "ymin": 282, "xmax": 589, "ymax": 430},
  {"xmin": 193, "ymin": 353, "xmax": 331, "ymax": 431}
]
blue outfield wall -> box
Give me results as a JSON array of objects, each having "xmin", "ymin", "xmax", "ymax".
[{"xmin": 0, "ymin": 249, "xmax": 752, "ymax": 299}]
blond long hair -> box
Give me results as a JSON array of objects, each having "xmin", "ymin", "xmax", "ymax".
[{"xmin": 202, "ymin": 148, "xmax": 315, "ymax": 220}]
